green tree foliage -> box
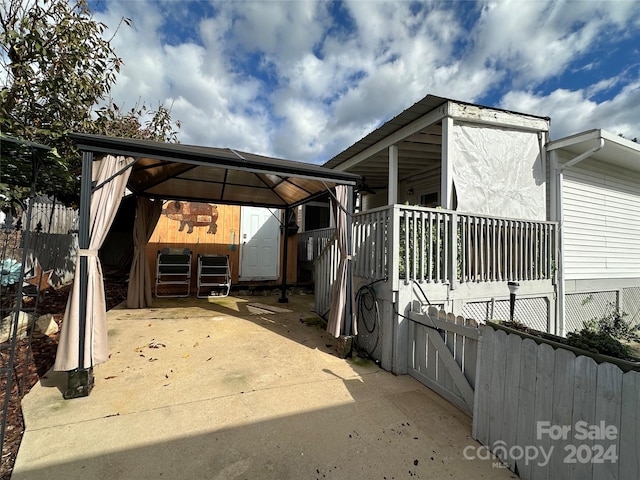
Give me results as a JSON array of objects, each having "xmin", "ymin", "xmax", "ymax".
[{"xmin": 0, "ymin": 0, "xmax": 180, "ymax": 208}]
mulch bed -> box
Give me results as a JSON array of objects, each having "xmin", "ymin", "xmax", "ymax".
[
  {"xmin": 500, "ymin": 320, "xmax": 640, "ymax": 362},
  {"xmin": 0, "ymin": 280, "xmax": 127, "ymax": 480}
]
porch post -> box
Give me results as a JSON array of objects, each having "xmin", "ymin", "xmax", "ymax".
[
  {"xmin": 388, "ymin": 145, "xmax": 398, "ymax": 205},
  {"xmin": 278, "ymin": 207, "xmax": 290, "ymax": 303},
  {"xmin": 389, "ymin": 205, "xmax": 408, "ymax": 374},
  {"xmin": 441, "ymin": 116, "xmax": 454, "ymax": 209}
]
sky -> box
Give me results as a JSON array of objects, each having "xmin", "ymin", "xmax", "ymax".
[{"xmin": 91, "ymin": 0, "xmax": 640, "ymax": 164}]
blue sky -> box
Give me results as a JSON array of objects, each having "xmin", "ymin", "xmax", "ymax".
[{"xmin": 92, "ymin": 0, "xmax": 640, "ymax": 163}]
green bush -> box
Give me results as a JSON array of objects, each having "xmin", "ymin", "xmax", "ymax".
[
  {"xmin": 566, "ymin": 308, "xmax": 639, "ymax": 361},
  {"xmin": 566, "ymin": 329, "xmax": 634, "ymax": 360},
  {"xmin": 582, "ymin": 309, "xmax": 639, "ymax": 341}
]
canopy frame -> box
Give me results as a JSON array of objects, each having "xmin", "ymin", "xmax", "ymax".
[{"xmin": 59, "ymin": 133, "xmax": 361, "ymax": 398}]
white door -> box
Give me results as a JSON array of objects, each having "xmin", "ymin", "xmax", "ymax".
[{"xmin": 239, "ymin": 206, "xmax": 280, "ymax": 280}]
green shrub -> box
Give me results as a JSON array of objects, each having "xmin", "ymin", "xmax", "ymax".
[
  {"xmin": 582, "ymin": 309, "xmax": 639, "ymax": 341},
  {"xmin": 566, "ymin": 329, "xmax": 634, "ymax": 360},
  {"xmin": 566, "ymin": 308, "xmax": 639, "ymax": 361}
]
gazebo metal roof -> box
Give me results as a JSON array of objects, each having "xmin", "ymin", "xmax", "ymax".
[{"xmin": 71, "ymin": 133, "xmax": 361, "ymax": 209}]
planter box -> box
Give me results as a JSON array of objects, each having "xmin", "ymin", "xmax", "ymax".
[{"xmin": 487, "ymin": 320, "xmax": 640, "ymax": 373}]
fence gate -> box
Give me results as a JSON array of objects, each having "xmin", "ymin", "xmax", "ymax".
[{"xmin": 407, "ymin": 307, "xmax": 480, "ymax": 416}]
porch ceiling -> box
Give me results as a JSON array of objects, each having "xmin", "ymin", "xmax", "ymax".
[
  {"xmin": 70, "ymin": 133, "xmax": 361, "ymax": 209},
  {"xmin": 343, "ymin": 125, "xmax": 442, "ymax": 190},
  {"xmin": 324, "ymin": 95, "xmax": 446, "ymax": 191}
]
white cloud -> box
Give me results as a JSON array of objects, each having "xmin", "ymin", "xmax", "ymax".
[
  {"xmin": 228, "ymin": 1, "xmax": 329, "ymax": 61},
  {"xmin": 500, "ymin": 77, "xmax": 640, "ymax": 139},
  {"xmin": 466, "ymin": 0, "xmax": 640, "ymax": 87},
  {"xmin": 91, "ymin": 0, "xmax": 640, "ymax": 164}
]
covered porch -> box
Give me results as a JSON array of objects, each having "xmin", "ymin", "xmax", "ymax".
[
  {"xmin": 308, "ymin": 204, "xmax": 557, "ymax": 371},
  {"xmin": 304, "ymin": 95, "xmax": 558, "ymax": 373}
]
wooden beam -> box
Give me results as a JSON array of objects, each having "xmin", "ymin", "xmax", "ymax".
[
  {"xmin": 388, "ymin": 145, "xmax": 398, "ymax": 204},
  {"xmin": 447, "ymin": 102, "xmax": 549, "ymax": 132},
  {"xmin": 334, "ymin": 105, "xmax": 447, "ymax": 172},
  {"xmin": 398, "ymin": 142, "xmax": 442, "ymax": 153},
  {"xmin": 441, "ymin": 116, "xmax": 454, "ymax": 209}
]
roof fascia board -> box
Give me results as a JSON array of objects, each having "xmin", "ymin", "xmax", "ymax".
[
  {"xmin": 600, "ymin": 130, "xmax": 640, "ymax": 153},
  {"xmin": 76, "ymin": 144, "xmax": 358, "ymax": 186},
  {"xmin": 546, "ymin": 129, "xmax": 602, "ymax": 151},
  {"xmin": 600, "ymin": 129, "xmax": 640, "ymax": 153},
  {"xmin": 446, "ymin": 102, "xmax": 550, "ymax": 132},
  {"xmin": 548, "ymin": 129, "xmax": 640, "ymax": 154},
  {"xmin": 333, "ymin": 103, "xmax": 447, "ymax": 172}
]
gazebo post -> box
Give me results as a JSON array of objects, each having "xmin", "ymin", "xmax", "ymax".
[
  {"xmin": 278, "ymin": 207, "xmax": 290, "ymax": 303},
  {"xmin": 64, "ymin": 151, "xmax": 94, "ymax": 399}
]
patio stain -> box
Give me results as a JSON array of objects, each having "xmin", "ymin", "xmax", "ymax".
[
  {"xmin": 348, "ymin": 355, "xmax": 377, "ymax": 369},
  {"xmin": 300, "ymin": 316, "xmax": 326, "ymax": 329},
  {"xmin": 46, "ymin": 398, "xmax": 69, "ymax": 413},
  {"xmin": 223, "ymin": 371, "xmax": 250, "ymax": 386}
]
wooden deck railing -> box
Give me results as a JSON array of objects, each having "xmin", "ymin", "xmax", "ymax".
[
  {"xmin": 297, "ymin": 227, "xmax": 335, "ymax": 263},
  {"xmin": 398, "ymin": 206, "xmax": 557, "ymax": 285},
  {"xmin": 309, "ymin": 205, "xmax": 557, "ymax": 297},
  {"xmin": 313, "ymin": 234, "xmax": 338, "ymax": 317},
  {"xmin": 352, "ymin": 206, "xmax": 390, "ymax": 281},
  {"xmin": 457, "ymin": 213, "xmax": 556, "ymax": 283}
]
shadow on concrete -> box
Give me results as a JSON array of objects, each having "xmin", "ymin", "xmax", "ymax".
[
  {"xmin": 15, "ymin": 293, "xmax": 516, "ymax": 480},
  {"xmin": 14, "ymin": 376, "xmax": 509, "ymax": 480}
]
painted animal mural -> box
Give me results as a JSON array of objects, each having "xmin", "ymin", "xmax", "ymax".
[{"xmin": 162, "ymin": 201, "xmax": 219, "ymax": 234}]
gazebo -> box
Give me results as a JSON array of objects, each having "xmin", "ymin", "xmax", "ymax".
[{"xmin": 55, "ymin": 133, "xmax": 361, "ymax": 399}]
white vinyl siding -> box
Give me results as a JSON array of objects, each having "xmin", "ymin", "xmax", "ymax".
[
  {"xmin": 399, "ymin": 166, "xmax": 441, "ymax": 205},
  {"xmin": 563, "ymin": 158, "xmax": 640, "ymax": 280},
  {"xmin": 361, "ymin": 190, "xmax": 388, "ymax": 210}
]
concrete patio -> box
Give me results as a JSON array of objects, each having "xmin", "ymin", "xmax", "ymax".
[{"xmin": 13, "ymin": 294, "xmax": 516, "ymax": 479}]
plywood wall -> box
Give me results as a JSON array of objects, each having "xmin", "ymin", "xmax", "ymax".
[{"xmin": 147, "ymin": 202, "xmax": 297, "ymax": 287}]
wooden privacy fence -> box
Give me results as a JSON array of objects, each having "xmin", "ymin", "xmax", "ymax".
[
  {"xmin": 23, "ymin": 200, "xmax": 78, "ymax": 235},
  {"xmin": 3, "ymin": 200, "xmax": 79, "ymax": 288},
  {"xmin": 407, "ymin": 307, "xmax": 480, "ymax": 416},
  {"xmin": 473, "ymin": 324, "xmax": 640, "ymax": 480}
]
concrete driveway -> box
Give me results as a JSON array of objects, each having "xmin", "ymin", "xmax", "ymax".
[{"xmin": 13, "ymin": 294, "xmax": 516, "ymax": 479}]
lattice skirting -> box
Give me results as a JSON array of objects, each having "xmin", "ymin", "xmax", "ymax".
[{"xmin": 462, "ymin": 297, "xmax": 550, "ymax": 332}]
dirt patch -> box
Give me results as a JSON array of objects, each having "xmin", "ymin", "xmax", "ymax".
[{"xmin": 0, "ymin": 280, "xmax": 127, "ymax": 480}]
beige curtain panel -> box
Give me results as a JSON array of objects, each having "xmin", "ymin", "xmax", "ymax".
[
  {"xmin": 127, "ymin": 197, "xmax": 163, "ymax": 308},
  {"xmin": 54, "ymin": 155, "xmax": 134, "ymax": 371},
  {"xmin": 326, "ymin": 185, "xmax": 355, "ymax": 337}
]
